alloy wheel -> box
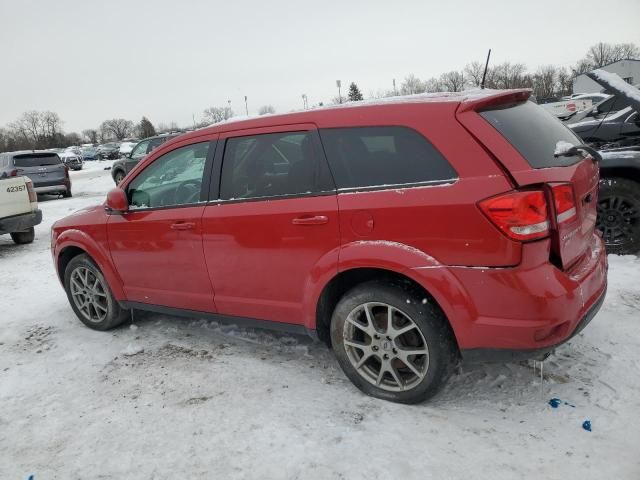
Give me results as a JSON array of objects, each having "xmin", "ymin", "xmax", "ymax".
[
  {"xmin": 70, "ymin": 267, "xmax": 109, "ymax": 323},
  {"xmin": 343, "ymin": 302, "xmax": 429, "ymax": 392}
]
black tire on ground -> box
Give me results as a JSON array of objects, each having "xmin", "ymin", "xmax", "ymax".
[
  {"xmin": 114, "ymin": 170, "xmax": 125, "ymax": 185},
  {"xmin": 10, "ymin": 227, "xmax": 35, "ymax": 244},
  {"xmin": 63, "ymin": 254, "xmax": 130, "ymax": 331},
  {"xmin": 330, "ymin": 281, "xmax": 458, "ymax": 404},
  {"xmin": 597, "ymin": 177, "xmax": 640, "ymax": 255},
  {"xmin": 62, "ymin": 189, "xmax": 72, "ymax": 198}
]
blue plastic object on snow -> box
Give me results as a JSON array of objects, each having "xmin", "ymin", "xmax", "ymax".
[
  {"xmin": 549, "ymin": 398, "xmax": 576, "ymax": 408},
  {"xmin": 582, "ymin": 420, "xmax": 592, "ymax": 432}
]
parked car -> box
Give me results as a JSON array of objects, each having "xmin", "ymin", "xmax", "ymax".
[
  {"xmin": 596, "ymin": 148, "xmax": 640, "ymax": 254},
  {"xmin": 111, "ymin": 133, "xmax": 181, "ymax": 184},
  {"xmin": 52, "ymin": 90, "xmax": 607, "ymax": 404},
  {"xmin": 118, "ymin": 141, "xmax": 138, "ymax": 158},
  {"xmin": 0, "ymin": 167, "xmax": 42, "ymax": 244},
  {"xmin": 1, "ymin": 151, "xmax": 72, "ymax": 197},
  {"xmin": 58, "ymin": 150, "xmax": 84, "ymax": 171},
  {"xmin": 81, "ymin": 146, "xmax": 99, "ymax": 161},
  {"xmin": 97, "ymin": 142, "xmax": 121, "ymax": 160}
]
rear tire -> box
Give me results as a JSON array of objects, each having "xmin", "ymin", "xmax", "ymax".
[
  {"xmin": 64, "ymin": 254, "xmax": 129, "ymax": 331},
  {"xmin": 63, "ymin": 189, "xmax": 72, "ymax": 198},
  {"xmin": 330, "ymin": 281, "xmax": 457, "ymax": 404},
  {"xmin": 597, "ymin": 177, "xmax": 640, "ymax": 255},
  {"xmin": 10, "ymin": 227, "xmax": 35, "ymax": 244}
]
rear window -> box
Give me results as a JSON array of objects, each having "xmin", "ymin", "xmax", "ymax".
[
  {"xmin": 480, "ymin": 101, "xmax": 582, "ymax": 168},
  {"xmin": 319, "ymin": 126, "xmax": 457, "ymax": 190},
  {"xmin": 13, "ymin": 153, "xmax": 62, "ymax": 167}
]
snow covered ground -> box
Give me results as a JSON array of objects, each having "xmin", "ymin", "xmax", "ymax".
[{"xmin": 1, "ymin": 165, "xmax": 639, "ymax": 479}]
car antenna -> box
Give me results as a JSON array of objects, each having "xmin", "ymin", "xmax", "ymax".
[{"xmin": 480, "ymin": 49, "xmax": 492, "ymax": 90}]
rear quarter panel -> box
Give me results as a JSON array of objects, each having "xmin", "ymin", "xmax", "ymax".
[{"xmin": 0, "ymin": 177, "xmax": 31, "ymax": 218}]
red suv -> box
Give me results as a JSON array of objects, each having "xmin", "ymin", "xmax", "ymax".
[{"xmin": 51, "ymin": 90, "xmax": 607, "ymax": 403}]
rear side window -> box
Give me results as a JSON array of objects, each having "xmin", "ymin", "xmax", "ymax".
[
  {"xmin": 220, "ymin": 131, "xmax": 334, "ymax": 200},
  {"xmin": 319, "ymin": 126, "xmax": 457, "ymax": 190},
  {"xmin": 13, "ymin": 153, "xmax": 61, "ymax": 167},
  {"xmin": 480, "ymin": 101, "xmax": 582, "ymax": 168}
]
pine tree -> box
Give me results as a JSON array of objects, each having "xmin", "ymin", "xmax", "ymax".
[
  {"xmin": 348, "ymin": 82, "xmax": 364, "ymax": 102},
  {"xmin": 138, "ymin": 117, "xmax": 156, "ymax": 139}
]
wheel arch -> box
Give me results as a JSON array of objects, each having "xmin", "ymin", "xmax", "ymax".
[
  {"xmin": 55, "ymin": 231, "xmax": 126, "ymax": 300},
  {"xmin": 309, "ymin": 240, "xmax": 471, "ymax": 350}
]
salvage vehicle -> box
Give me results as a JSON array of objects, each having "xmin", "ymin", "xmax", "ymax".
[
  {"xmin": 111, "ymin": 133, "xmax": 180, "ymax": 184},
  {"xmin": 0, "ymin": 167, "xmax": 42, "ymax": 244},
  {"xmin": 1, "ymin": 151, "xmax": 72, "ymax": 197},
  {"xmin": 97, "ymin": 143, "xmax": 121, "ymax": 160},
  {"xmin": 597, "ymin": 148, "xmax": 640, "ymax": 254},
  {"xmin": 58, "ymin": 150, "xmax": 84, "ymax": 171},
  {"xmin": 52, "ymin": 90, "xmax": 607, "ymax": 403}
]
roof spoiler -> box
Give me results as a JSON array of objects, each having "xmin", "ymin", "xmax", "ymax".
[{"xmin": 457, "ymin": 89, "xmax": 531, "ymax": 113}]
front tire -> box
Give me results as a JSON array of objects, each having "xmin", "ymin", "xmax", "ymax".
[
  {"xmin": 597, "ymin": 177, "xmax": 640, "ymax": 255},
  {"xmin": 64, "ymin": 254, "xmax": 129, "ymax": 330},
  {"xmin": 10, "ymin": 227, "xmax": 35, "ymax": 244},
  {"xmin": 114, "ymin": 170, "xmax": 125, "ymax": 185},
  {"xmin": 330, "ymin": 281, "xmax": 457, "ymax": 404}
]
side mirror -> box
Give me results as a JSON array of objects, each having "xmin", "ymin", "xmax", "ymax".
[{"xmin": 105, "ymin": 188, "xmax": 129, "ymax": 214}]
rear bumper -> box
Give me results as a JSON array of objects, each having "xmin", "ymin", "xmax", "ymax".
[
  {"xmin": 461, "ymin": 284, "xmax": 606, "ymax": 362},
  {"xmin": 0, "ymin": 209, "xmax": 42, "ymax": 234},
  {"xmin": 34, "ymin": 184, "xmax": 70, "ymax": 194},
  {"xmin": 418, "ymin": 233, "xmax": 607, "ymax": 359}
]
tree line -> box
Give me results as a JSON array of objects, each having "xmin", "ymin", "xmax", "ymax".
[{"xmin": 1, "ymin": 41, "xmax": 637, "ymax": 153}]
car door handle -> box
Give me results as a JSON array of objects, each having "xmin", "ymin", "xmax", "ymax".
[
  {"xmin": 171, "ymin": 222, "xmax": 196, "ymax": 231},
  {"xmin": 291, "ymin": 215, "xmax": 329, "ymax": 225}
]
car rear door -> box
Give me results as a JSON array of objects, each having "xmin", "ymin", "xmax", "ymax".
[
  {"xmin": 107, "ymin": 138, "xmax": 217, "ymax": 312},
  {"xmin": 201, "ymin": 124, "xmax": 339, "ymax": 326},
  {"xmin": 458, "ymin": 99, "xmax": 599, "ymax": 270}
]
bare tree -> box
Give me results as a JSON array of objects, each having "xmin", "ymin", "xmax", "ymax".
[
  {"xmin": 82, "ymin": 129, "xmax": 98, "ymax": 143},
  {"xmin": 464, "ymin": 61, "xmax": 485, "ymax": 87},
  {"xmin": 423, "ymin": 78, "xmax": 443, "ymax": 93},
  {"xmin": 99, "ymin": 119, "xmax": 134, "ymax": 141},
  {"xmin": 439, "ymin": 71, "xmax": 466, "ymax": 92},
  {"xmin": 258, "ymin": 105, "xmax": 276, "ymax": 115},
  {"xmin": 492, "ymin": 62, "xmax": 527, "ymax": 89},
  {"xmin": 555, "ymin": 67, "xmax": 572, "ymax": 96},
  {"xmin": 400, "ymin": 74, "xmax": 426, "ymax": 95},
  {"xmin": 202, "ymin": 106, "xmax": 233, "ymax": 124},
  {"xmin": 532, "ymin": 65, "xmax": 557, "ymax": 99}
]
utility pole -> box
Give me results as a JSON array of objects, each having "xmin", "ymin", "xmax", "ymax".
[
  {"xmin": 336, "ymin": 80, "xmax": 342, "ymax": 104},
  {"xmin": 393, "ymin": 78, "xmax": 397, "ymax": 96},
  {"xmin": 244, "ymin": 96, "xmax": 248, "ymax": 116},
  {"xmin": 302, "ymin": 94, "xmax": 308, "ymax": 109}
]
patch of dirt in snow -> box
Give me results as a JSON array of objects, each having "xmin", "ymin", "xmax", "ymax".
[{"xmin": 14, "ymin": 325, "xmax": 55, "ymax": 354}]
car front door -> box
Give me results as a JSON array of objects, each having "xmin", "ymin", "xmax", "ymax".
[
  {"xmin": 108, "ymin": 138, "xmax": 218, "ymax": 312},
  {"xmin": 201, "ymin": 125, "xmax": 339, "ymax": 327}
]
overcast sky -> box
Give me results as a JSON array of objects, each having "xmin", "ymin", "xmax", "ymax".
[{"xmin": 1, "ymin": 0, "xmax": 639, "ymax": 133}]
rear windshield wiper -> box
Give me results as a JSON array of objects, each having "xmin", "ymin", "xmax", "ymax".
[{"xmin": 554, "ymin": 144, "xmax": 602, "ymax": 163}]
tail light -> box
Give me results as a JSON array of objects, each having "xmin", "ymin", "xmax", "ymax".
[
  {"xmin": 64, "ymin": 165, "xmax": 70, "ymax": 178},
  {"xmin": 25, "ymin": 179, "xmax": 37, "ymax": 203},
  {"xmin": 8, "ymin": 169, "xmax": 17, "ymax": 177},
  {"xmin": 551, "ymin": 183, "xmax": 577, "ymax": 224},
  {"xmin": 479, "ymin": 190, "xmax": 549, "ymax": 241}
]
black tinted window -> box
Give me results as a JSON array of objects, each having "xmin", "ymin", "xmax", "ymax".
[
  {"xmin": 480, "ymin": 101, "xmax": 583, "ymax": 168},
  {"xmin": 13, "ymin": 153, "xmax": 61, "ymax": 167},
  {"xmin": 319, "ymin": 126, "xmax": 456, "ymax": 190},
  {"xmin": 220, "ymin": 132, "xmax": 333, "ymax": 200}
]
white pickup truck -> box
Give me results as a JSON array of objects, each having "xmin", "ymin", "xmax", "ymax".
[{"xmin": 0, "ymin": 176, "xmax": 42, "ymax": 244}]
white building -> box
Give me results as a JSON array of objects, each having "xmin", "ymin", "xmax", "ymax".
[{"xmin": 573, "ymin": 59, "xmax": 640, "ymax": 93}]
